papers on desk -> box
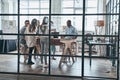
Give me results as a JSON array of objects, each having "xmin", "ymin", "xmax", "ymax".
[{"xmin": 88, "ymin": 40, "xmax": 113, "ymax": 45}]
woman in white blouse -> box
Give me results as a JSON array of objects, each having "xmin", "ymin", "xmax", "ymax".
[{"xmin": 25, "ymin": 18, "xmax": 37, "ymax": 64}]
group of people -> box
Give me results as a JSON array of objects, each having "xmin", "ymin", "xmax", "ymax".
[
  {"xmin": 20, "ymin": 17, "xmax": 78, "ymax": 68},
  {"xmin": 20, "ymin": 17, "xmax": 49, "ymax": 68}
]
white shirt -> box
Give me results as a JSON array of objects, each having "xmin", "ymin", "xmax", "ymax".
[{"xmin": 25, "ymin": 26, "xmax": 36, "ymax": 47}]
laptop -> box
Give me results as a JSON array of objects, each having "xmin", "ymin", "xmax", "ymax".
[{"xmin": 51, "ymin": 32, "xmax": 59, "ymax": 38}]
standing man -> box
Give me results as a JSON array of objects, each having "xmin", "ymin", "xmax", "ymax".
[
  {"xmin": 20, "ymin": 20, "xmax": 30, "ymax": 45},
  {"xmin": 20, "ymin": 20, "xmax": 30, "ymax": 63},
  {"xmin": 64, "ymin": 20, "xmax": 78, "ymax": 63}
]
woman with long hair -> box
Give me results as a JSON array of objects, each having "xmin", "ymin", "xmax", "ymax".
[
  {"xmin": 39, "ymin": 17, "xmax": 49, "ymax": 68},
  {"xmin": 25, "ymin": 18, "xmax": 37, "ymax": 64}
]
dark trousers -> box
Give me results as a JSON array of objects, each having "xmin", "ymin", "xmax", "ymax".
[{"xmin": 28, "ymin": 47, "xmax": 34, "ymax": 63}]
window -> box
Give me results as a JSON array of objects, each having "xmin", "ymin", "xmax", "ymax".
[{"xmin": 0, "ymin": 0, "xmax": 119, "ymax": 80}]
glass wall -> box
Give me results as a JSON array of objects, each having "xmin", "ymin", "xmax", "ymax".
[{"xmin": 0, "ymin": 0, "xmax": 119, "ymax": 80}]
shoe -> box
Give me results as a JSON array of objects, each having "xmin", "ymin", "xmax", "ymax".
[
  {"xmin": 52, "ymin": 57, "xmax": 56, "ymax": 60},
  {"xmin": 43, "ymin": 64, "xmax": 48, "ymax": 68},
  {"xmin": 27, "ymin": 61, "xmax": 34, "ymax": 65}
]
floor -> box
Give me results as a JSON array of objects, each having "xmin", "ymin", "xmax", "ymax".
[
  {"xmin": 0, "ymin": 74, "xmax": 81, "ymax": 80},
  {"xmin": 0, "ymin": 74, "xmax": 115, "ymax": 80},
  {"xmin": 0, "ymin": 51, "xmax": 118, "ymax": 80}
]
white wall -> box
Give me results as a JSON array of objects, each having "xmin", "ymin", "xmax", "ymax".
[
  {"xmin": 51, "ymin": 0, "xmax": 62, "ymax": 32},
  {"xmin": 106, "ymin": 0, "xmax": 110, "ymax": 4},
  {"xmin": 1, "ymin": 0, "xmax": 17, "ymax": 39}
]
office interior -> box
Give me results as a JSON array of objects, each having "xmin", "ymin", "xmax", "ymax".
[{"xmin": 0, "ymin": 0, "xmax": 119, "ymax": 80}]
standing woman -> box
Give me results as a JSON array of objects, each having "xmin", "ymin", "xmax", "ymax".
[
  {"xmin": 25, "ymin": 18, "xmax": 37, "ymax": 64},
  {"xmin": 39, "ymin": 17, "xmax": 49, "ymax": 68}
]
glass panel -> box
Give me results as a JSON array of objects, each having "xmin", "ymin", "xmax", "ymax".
[
  {"xmin": 62, "ymin": 0, "xmax": 73, "ymax": 7},
  {"xmin": 0, "ymin": 16, "xmax": 18, "ymax": 34},
  {"xmin": 29, "ymin": 1, "xmax": 39, "ymax": 8},
  {"xmin": 50, "ymin": 36, "xmax": 82, "ymax": 76},
  {"xmin": 85, "ymin": 15, "xmax": 98, "ymax": 32},
  {"xmin": 20, "ymin": 16, "xmax": 29, "ymax": 29},
  {"xmin": 75, "ymin": 9, "xmax": 83, "ymax": 14},
  {"xmin": 29, "ymin": 9, "xmax": 40, "ymax": 14},
  {"xmin": 62, "ymin": 9, "xmax": 74, "ymax": 14},
  {"xmin": 0, "ymin": 55, "xmax": 17, "ymax": 72},
  {"xmin": 84, "ymin": 58, "xmax": 117, "ymax": 78},
  {"xmin": 51, "ymin": 16, "xmax": 82, "ymax": 34},
  {"xmin": 20, "ymin": 0, "xmax": 49, "ymax": 14},
  {"xmin": 20, "ymin": 16, "xmax": 49, "ymax": 30},
  {"xmin": 20, "ymin": 0, "xmax": 28, "ymax": 8},
  {"xmin": 85, "ymin": 0, "xmax": 97, "ymax": 14},
  {"xmin": 40, "ymin": 9, "xmax": 49, "ymax": 14},
  {"xmin": 86, "ymin": 8, "xmax": 97, "ymax": 14},
  {"xmin": 20, "ymin": 56, "xmax": 50, "ymax": 74},
  {"xmin": 51, "ymin": 0, "xmax": 83, "ymax": 14},
  {"xmin": 19, "ymin": 35, "xmax": 49, "ymax": 74},
  {"xmin": 40, "ymin": 1, "xmax": 49, "ymax": 8},
  {"xmin": 0, "ymin": 35, "xmax": 17, "ymax": 54},
  {"xmin": 74, "ymin": 0, "xmax": 83, "ymax": 8},
  {"xmin": 84, "ymin": 15, "xmax": 118, "ymax": 36},
  {"xmin": 87, "ymin": 0, "xmax": 97, "ymax": 7},
  {"xmin": 84, "ymin": 14, "xmax": 118, "ymax": 58},
  {"xmin": 0, "ymin": 0, "xmax": 18, "ymax": 14},
  {"xmin": 20, "ymin": 9, "xmax": 28, "ymax": 14},
  {"xmin": 85, "ymin": 0, "xmax": 113, "ymax": 14}
]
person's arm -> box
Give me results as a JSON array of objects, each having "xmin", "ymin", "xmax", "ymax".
[
  {"xmin": 73, "ymin": 27, "xmax": 78, "ymax": 35},
  {"xmin": 20, "ymin": 27, "xmax": 26, "ymax": 34},
  {"xmin": 72, "ymin": 27, "xmax": 78, "ymax": 39},
  {"xmin": 20, "ymin": 26, "xmax": 26, "ymax": 41}
]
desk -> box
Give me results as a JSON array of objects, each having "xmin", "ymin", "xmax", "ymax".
[
  {"xmin": 50, "ymin": 38, "xmax": 64, "ymax": 45},
  {"xmin": 50, "ymin": 38, "xmax": 76, "ymax": 67},
  {"xmin": 0, "ymin": 39, "xmax": 16, "ymax": 53},
  {"xmin": 58, "ymin": 39, "xmax": 76, "ymax": 67},
  {"xmin": 87, "ymin": 40, "xmax": 115, "ymax": 66}
]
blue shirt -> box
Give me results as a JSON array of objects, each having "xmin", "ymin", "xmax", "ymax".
[{"xmin": 65, "ymin": 26, "xmax": 78, "ymax": 39}]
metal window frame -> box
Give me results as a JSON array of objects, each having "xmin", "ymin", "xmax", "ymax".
[{"xmin": 0, "ymin": 0, "xmax": 119, "ymax": 80}]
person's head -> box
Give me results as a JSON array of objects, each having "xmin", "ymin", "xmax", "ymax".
[
  {"xmin": 24, "ymin": 20, "xmax": 30, "ymax": 27},
  {"xmin": 29, "ymin": 18, "xmax": 37, "ymax": 32},
  {"xmin": 66, "ymin": 20, "xmax": 72, "ymax": 27},
  {"xmin": 42, "ymin": 17, "xmax": 48, "ymax": 24}
]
